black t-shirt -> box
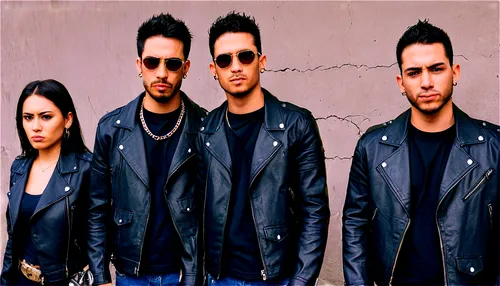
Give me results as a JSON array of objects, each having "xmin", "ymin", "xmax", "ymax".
[
  {"xmin": 392, "ymin": 123, "xmax": 456, "ymax": 286},
  {"xmin": 140, "ymin": 105, "xmax": 184, "ymax": 274},
  {"xmin": 18, "ymin": 192, "xmax": 42, "ymax": 264},
  {"xmin": 222, "ymin": 107, "xmax": 265, "ymax": 280}
]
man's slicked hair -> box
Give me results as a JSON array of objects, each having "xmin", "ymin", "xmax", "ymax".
[
  {"xmin": 396, "ymin": 19, "xmax": 454, "ymax": 73},
  {"xmin": 137, "ymin": 13, "xmax": 192, "ymax": 59},
  {"xmin": 208, "ymin": 11, "xmax": 262, "ymax": 58}
]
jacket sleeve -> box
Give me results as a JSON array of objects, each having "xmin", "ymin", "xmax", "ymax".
[
  {"xmin": 1, "ymin": 206, "xmax": 14, "ymax": 285},
  {"xmin": 1, "ymin": 168, "xmax": 16, "ymax": 285},
  {"xmin": 342, "ymin": 138, "xmax": 373, "ymax": 286},
  {"xmin": 289, "ymin": 115, "xmax": 330, "ymax": 286},
  {"xmin": 87, "ymin": 124, "xmax": 112, "ymax": 285}
]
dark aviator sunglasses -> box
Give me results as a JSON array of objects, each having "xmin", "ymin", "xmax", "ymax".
[
  {"xmin": 214, "ymin": 50, "xmax": 261, "ymax": 69},
  {"xmin": 142, "ymin": 57, "xmax": 185, "ymax": 72}
]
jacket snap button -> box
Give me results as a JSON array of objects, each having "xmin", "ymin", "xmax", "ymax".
[
  {"xmin": 119, "ymin": 145, "xmax": 124, "ymax": 150},
  {"xmin": 65, "ymin": 186, "xmax": 70, "ymax": 192},
  {"xmin": 206, "ymin": 142, "xmax": 210, "ymax": 147},
  {"xmin": 116, "ymin": 120, "xmax": 121, "ymax": 124},
  {"xmin": 482, "ymin": 122, "xmax": 486, "ymax": 126},
  {"xmin": 188, "ymin": 148, "xmax": 191, "ymax": 153},
  {"xmin": 470, "ymin": 266, "xmax": 475, "ymax": 273},
  {"xmin": 211, "ymin": 279, "xmax": 215, "ymax": 284},
  {"xmin": 478, "ymin": 136, "xmax": 484, "ymax": 141},
  {"xmin": 277, "ymin": 235, "xmax": 281, "ymax": 240},
  {"xmin": 119, "ymin": 219, "xmax": 122, "ymax": 223},
  {"xmin": 273, "ymin": 141, "xmax": 278, "ymax": 147},
  {"xmin": 279, "ymin": 123, "xmax": 285, "ymax": 129},
  {"xmin": 73, "ymin": 166, "xmax": 77, "ymax": 170},
  {"xmin": 467, "ymin": 159, "xmax": 473, "ymax": 165},
  {"xmin": 281, "ymin": 103, "xmax": 286, "ymax": 107},
  {"xmin": 187, "ymin": 208, "xmax": 191, "ymax": 212},
  {"xmin": 382, "ymin": 162, "xmax": 387, "ymax": 168},
  {"xmin": 382, "ymin": 136, "xmax": 387, "ymax": 141},
  {"xmin": 200, "ymin": 127, "xmax": 205, "ymax": 131},
  {"xmin": 7, "ymin": 192, "xmax": 11, "ymax": 196}
]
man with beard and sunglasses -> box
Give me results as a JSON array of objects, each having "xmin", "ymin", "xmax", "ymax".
[
  {"xmin": 88, "ymin": 13, "xmax": 206, "ymax": 286},
  {"xmin": 343, "ymin": 20, "xmax": 500, "ymax": 286},
  {"xmin": 196, "ymin": 12, "xmax": 330, "ymax": 286}
]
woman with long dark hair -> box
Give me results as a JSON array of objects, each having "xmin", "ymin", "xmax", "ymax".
[{"xmin": 1, "ymin": 79, "xmax": 92, "ymax": 285}]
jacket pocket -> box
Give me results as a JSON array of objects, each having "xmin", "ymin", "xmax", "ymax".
[
  {"xmin": 456, "ymin": 256, "xmax": 483, "ymax": 275},
  {"xmin": 114, "ymin": 208, "xmax": 133, "ymax": 226},
  {"xmin": 462, "ymin": 168, "xmax": 494, "ymax": 201},
  {"xmin": 177, "ymin": 195, "xmax": 196, "ymax": 213},
  {"xmin": 263, "ymin": 225, "xmax": 289, "ymax": 242}
]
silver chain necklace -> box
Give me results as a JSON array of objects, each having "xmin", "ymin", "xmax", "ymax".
[{"xmin": 140, "ymin": 99, "xmax": 185, "ymax": 141}]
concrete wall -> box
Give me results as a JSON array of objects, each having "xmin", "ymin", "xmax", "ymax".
[{"xmin": 1, "ymin": 1, "xmax": 498, "ymax": 284}]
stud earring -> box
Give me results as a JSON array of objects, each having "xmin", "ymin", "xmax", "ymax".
[
  {"xmin": 402, "ymin": 91, "xmax": 407, "ymax": 96},
  {"xmin": 213, "ymin": 75, "xmax": 218, "ymax": 80},
  {"xmin": 260, "ymin": 68, "xmax": 265, "ymax": 73},
  {"xmin": 183, "ymin": 74, "xmax": 187, "ymax": 79},
  {"xmin": 139, "ymin": 73, "xmax": 142, "ymax": 78},
  {"xmin": 453, "ymin": 81, "xmax": 457, "ymax": 86}
]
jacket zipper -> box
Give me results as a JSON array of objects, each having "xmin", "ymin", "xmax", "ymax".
[
  {"xmin": 246, "ymin": 146, "xmax": 281, "ymax": 280},
  {"xmin": 389, "ymin": 219, "xmax": 410, "ymax": 285},
  {"xmin": 436, "ymin": 166, "xmax": 475, "ymax": 286},
  {"xmin": 65, "ymin": 198, "xmax": 71, "ymax": 278},
  {"xmin": 202, "ymin": 161, "xmax": 209, "ymax": 283},
  {"xmin": 216, "ymin": 184, "xmax": 232, "ymax": 279},
  {"xmin": 463, "ymin": 168, "xmax": 494, "ymax": 201},
  {"xmin": 488, "ymin": 203, "xmax": 493, "ymax": 230},
  {"xmin": 371, "ymin": 208, "xmax": 378, "ymax": 221}
]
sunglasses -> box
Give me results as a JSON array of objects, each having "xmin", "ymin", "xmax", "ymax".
[
  {"xmin": 142, "ymin": 57, "xmax": 185, "ymax": 72},
  {"xmin": 214, "ymin": 50, "xmax": 261, "ymax": 69}
]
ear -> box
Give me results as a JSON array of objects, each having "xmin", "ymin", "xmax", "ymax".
[
  {"xmin": 136, "ymin": 57, "xmax": 142, "ymax": 75},
  {"xmin": 183, "ymin": 60, "xmax": 191, "ymax": 77},
  {"xmin": 258, "ymin": 54, "xmax": 267, "ymax": 71},
  {"xmin": 452, "ymin": 63, "xmax": 461, "ymax": 84},
  {"xmin": 209, "ymin": 61, "xmax": 217, "ymax": 79},
  {"xmin": 64, "ymin": 112, "xmax": 74, "ymax": 129},
  {"xmin": 396, "ymin": 73, "xmax": 405, "ymax": 93}
]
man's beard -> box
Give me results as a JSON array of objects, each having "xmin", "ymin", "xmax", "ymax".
[
  {"xmin": 143, "ymin": 80, "xmax": 182, "ymax": 104},
  {"xmin": 406, "ymin": 87, "xmax": 453, "ymax": 115}
]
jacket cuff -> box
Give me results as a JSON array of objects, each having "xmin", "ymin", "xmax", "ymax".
[
  {"xmin": 92, "ymin": 272, "xmax": 112, "ymax": 285},
  {"xmin": 288, "ymin": 276, "xmax": 309, "ymax": 286},
  {"xmin": 180, "ymin": 273, "xmax": 199, "ymax": 286}
]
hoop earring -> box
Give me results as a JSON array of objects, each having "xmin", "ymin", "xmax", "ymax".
[
  {"xmin": 213, "ymin": 75, "xmax": 218, "ymax": 80},
  {"xmin": 139, "ymin": 73, "xmax": 143, "ymax": 78},
  {"xmin": 183, "ymin": 74, "xmax": 188, "ymax": 79},
  {"xmin": 453, "ymin": 82, "xmax": 457, "ymax": 86}
]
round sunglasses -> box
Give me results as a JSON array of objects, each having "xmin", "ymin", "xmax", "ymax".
[
  {"xmin": 214, "ymin": 50, "xmax": 261, "ymax": 69},
  {"xmin": 142, "ymin": 57, "xmax": 185, "ymax": 72}
]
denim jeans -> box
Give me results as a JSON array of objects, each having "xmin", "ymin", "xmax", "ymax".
[
  {"xmin": 115, "ymin": 271, "xmax": 180, "ymax": 286},
  {"xmin": 207, "ymin": 273, "xmax": 289, "ymax": 286}
]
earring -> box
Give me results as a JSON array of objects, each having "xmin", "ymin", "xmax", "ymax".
[
  {"xmin": 402, "ymin": 92, "xmax": 407, "ymax": 96},
  {"xmin": 64, "ymin": 128, "xmax": 70, "ymax": 139},
  {"xmin": 213, "ymin": 75, "xmax": 218, "ymax": 80},
  {"xmin": 139, "ymin": 73, "xmax": 142, "ymax": 78},
  {"xmin": 183, "ymin": 74, "xmax": 187, "ymax": 79},
  {"xmin": 453, "ymin": 81, "xmax": 457, "ymax": 86},
  {"xmin": 260, "ymin": 68, "xmax": 265, "ymax": 73}
]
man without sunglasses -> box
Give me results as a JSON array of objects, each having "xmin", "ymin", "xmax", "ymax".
[
  {"xmin": 342, "ymin": 20, "xmax": 499, "ymax": 286},
  {"xmin": 196, "ymin": 12, "xmax": 330, "ymax": 285},
  {"xmin": 88, "ymin": 13, "xmax": 206, "ymax": 285}
]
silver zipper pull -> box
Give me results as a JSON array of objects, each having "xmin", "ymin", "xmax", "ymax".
[{"xmin": 261, "ymin": 269, "xmax": 267, "ymax": 280}]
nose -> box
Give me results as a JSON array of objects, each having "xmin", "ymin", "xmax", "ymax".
[
  {"xmin": 32, "ymin": 118, "xmax": 41, "ymax": 132},
  {"xmin": 156, "ymin": 60, "xmax": 168, "ymax": 79},
  {"xmin": 230, "ymin": 55, "xmax": 243, "ymax": 73},
  {"xmin": 420, "ymin": 70, "xmax": 434, "ymax": 90}
]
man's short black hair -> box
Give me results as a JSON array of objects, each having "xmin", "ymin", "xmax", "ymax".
[
  {"xmin": 396, "ymin": 19, "xmax": 454, "ymax": 73},
  {"xmin": 208, "ymin": 11, "xmax": 262, "ymax": 58},
  {"xmin": 137, "ymin": 13, "xmax": 192, "ymax": 59}
]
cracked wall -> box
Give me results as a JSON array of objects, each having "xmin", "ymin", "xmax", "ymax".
[{"xmin": 1, "ymin": 1, "xmax": 499, "ymax": 284}]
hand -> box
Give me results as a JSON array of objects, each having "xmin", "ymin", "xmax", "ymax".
[{"xmin": 97, "ymin": 283, "xmax": 112, "ymax": 286}]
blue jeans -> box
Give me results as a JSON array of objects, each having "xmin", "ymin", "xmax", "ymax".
[
  {"xmin": 115, "ymin": 271, "xmax": 180, "ymax": 286},
  {"xmin": 207, "ymin": 273, "xmax": 289, "ymax": 286}
]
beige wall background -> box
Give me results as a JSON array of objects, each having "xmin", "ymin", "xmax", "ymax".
[{"xmin": 1, "ymin": 1, "xmax": 499, "ymax": 284}]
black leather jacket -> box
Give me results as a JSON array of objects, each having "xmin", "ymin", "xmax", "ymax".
[
  {"xmin": 343, "ymin": 105, "xmax": 500, "ymax": 286},
  {"xmin": 1, "ymin": 151, "xmax": 92, "ymax": 285},
  {"xmin": 88, "ymin": 93, "xmax": 206, "ymax": 285},
  {"xmin": 196, "ymin": 89, "xmax": 330, "ymax": 285}
]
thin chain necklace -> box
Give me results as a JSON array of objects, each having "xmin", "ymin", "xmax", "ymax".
[
  {"xmin": 225, "ymin": 107, "xmax": 233, "ymax": 130},
  {"xmin": 140, "ymin": 99, "xmax": 185, "ymax": 141},
  {"xmin": 40, "ymin": 161, "xmax": 57, "ymax": 172}
]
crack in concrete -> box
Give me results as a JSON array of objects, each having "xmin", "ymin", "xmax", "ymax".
[
  {"xmin": 325, "ymin": 155, "xmax": 353, "ymax": 161},
  {"xmin": 316, "ymin": 114, "xmax": 370, "ymax": 136},
  {"xmin": 455, "ymin": 54, "xmax": 468, "ymax": 61},
  {"xmin": 346, "ymin": 2, "xmax": 352, "ymax": 34},
  {"xmin": 266, "ymin": 62, "xmax": 397, "ymax": 73},
  {"xmin": 88, "ymin": 96, "xmax": 97, "ymax": 116}
]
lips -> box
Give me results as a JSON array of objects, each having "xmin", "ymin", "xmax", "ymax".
[
  {"xmin": 31, "ymin": 136, "xmax": 45, "ymax": 142},
  {"xmin": 230, "ymin": 77, "xmax": 246, "ymax": 84},
  {"xmin": 152, "ymin": 83, "xmax": 172, "ymax": 91},
  {"xmin": 419, "ymin": 93, "xmax": 439, "ymax": 102}
]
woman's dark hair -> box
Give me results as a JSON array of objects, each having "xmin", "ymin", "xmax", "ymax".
[{"xmin": 16, "ymin": 79, "xmax": 89, "ymax": 157}]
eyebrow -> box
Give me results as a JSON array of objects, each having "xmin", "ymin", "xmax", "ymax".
[
  {"xmin": 404, "ymin": 62, "xmax": 446, "ymax": 73},
  {"xmin": 22, "ymin": 111, "xmax": 53, "ymax": 115}
]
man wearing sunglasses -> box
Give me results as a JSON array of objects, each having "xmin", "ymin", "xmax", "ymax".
[
  {"xmin": 196, "ymin": 12, "xmax": 330, "ymax": 285},
  {"xmin": 88, "ymin": 13, "xmax": 206, "ymax": 286}
]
